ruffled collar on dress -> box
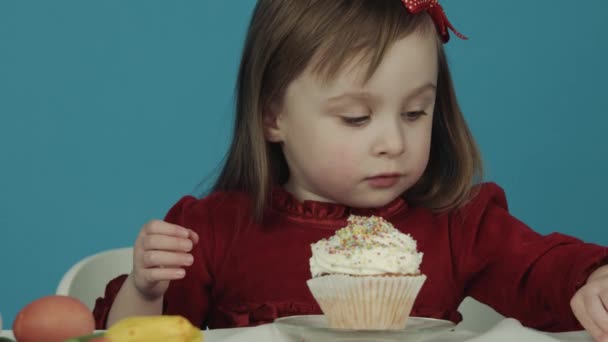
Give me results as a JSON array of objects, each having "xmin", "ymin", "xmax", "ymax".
[{"xmin": 269, "ymin": 186, "xmax": 408, "ymax": 222}]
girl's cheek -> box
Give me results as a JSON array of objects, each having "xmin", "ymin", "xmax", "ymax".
[{"xmin": 320, "ymin": 148, "xmax": 360, "ymax": 179}]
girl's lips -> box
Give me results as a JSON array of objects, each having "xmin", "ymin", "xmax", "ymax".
[{"xmin": 366, "ymin": 174, "xmax": 402, "ymax": 188}]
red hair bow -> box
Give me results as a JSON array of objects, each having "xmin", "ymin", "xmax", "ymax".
[{"xmin": 401, "ymin": 0, "xmax": 467, "ymax": 43}]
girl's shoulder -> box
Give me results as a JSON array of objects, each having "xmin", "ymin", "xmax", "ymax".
[
  {"xmin": 470, "ymin": 182, "xmax": 508, "ymax": 206},
  {"xmin": 163, "ymin": 189, "xmax": 255, "ymax": 230},
  {"xmin": 450, "ymin": 181, "xmax": 510, "ymax": 220}
]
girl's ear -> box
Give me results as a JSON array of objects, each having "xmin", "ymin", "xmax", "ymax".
[{"xmin": 263, "ymin": 102, "xmax": 284, "ymax": 142}]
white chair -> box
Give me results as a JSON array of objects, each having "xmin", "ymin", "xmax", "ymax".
[
  {"xmin": 455, "ymin": 296, "xmax": 505, "ymax": 332},
  {"xmin": 57, "ymin": 247, "xmax": 133, "ymax": 310}
]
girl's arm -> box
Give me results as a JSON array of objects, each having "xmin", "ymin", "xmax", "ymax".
[
  {"xmin": 452, "ymin": 182, "xmax": 608, "ymax": 332},
  {"xmin": 94, "ymin": 196, "xmax": 213, "ymax": 329},
  {"xmin": 106, "ymin": 274, "xmax": 164, "ymax": 326}
]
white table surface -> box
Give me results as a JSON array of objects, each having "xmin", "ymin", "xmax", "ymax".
[{"xmin": 0, "ymin": 318, "xmax": 594, "ymax": 341}]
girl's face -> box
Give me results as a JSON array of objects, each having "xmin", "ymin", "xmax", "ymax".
[{"xmin": 265, "ymin": 32, "xmax": 438, "ymax": 208}]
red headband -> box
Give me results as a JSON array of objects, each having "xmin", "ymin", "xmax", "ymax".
[{"xmin": 401, "ymin": 0, "xmax": 467, "ymax": 43}]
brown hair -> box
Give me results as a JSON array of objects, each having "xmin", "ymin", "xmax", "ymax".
[{"xmin": 212, "ymin": 0, "xmax": 483, "ymax": 218}]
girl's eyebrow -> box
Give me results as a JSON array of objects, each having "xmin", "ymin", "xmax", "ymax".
[
  {"xmin": 406, "ymin": 83, "xmax": 437, "ymax": 99},
  {"xmin": 325, "ymin": 83, "xmax": 437, "ymax": 104},
  {"xmin": 325, "ymin": 91, "xmax": 376, "ymax": 104}
]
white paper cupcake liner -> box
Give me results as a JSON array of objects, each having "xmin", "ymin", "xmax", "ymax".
[{"xmin": 306, "ymin": 274, "xmax": 426, "ymax": 330}]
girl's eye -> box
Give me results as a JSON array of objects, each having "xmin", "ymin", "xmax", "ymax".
[
  {"xmin": 402, "ymin": 111, "xmax": 427, "ymax": 121},
  {"xmin": 341, "ymin": 116, "xmax": 370, "ymax": 126}
]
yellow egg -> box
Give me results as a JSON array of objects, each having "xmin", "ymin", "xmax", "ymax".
[{"xmin": 13, "ymin": 295, "xmax": 96, "ymax": 342}]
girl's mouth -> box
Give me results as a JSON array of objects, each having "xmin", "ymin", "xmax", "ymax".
[{"xmin": 366, "ymin": 174, "xmax": 402, "ymax": 188}]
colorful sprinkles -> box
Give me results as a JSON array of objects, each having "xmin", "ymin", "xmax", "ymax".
[{"xmin": 310, "ymin": 215, "xmax": 423, "ymax": 276}]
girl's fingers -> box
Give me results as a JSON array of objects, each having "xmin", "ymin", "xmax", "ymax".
[
  {"xmin": 188, "ymin": 229, "xmax": 200, "ymax": 244},
  {"xmin": 141, "ymin": 250, "xmax": 194, "ymax": 269},
  {"xmin": 142, "ymin": 220, "xmax": 190, "ymax": 238},
  {"xmin": 586, "ymin": 293, "xmax": 608, "ymax": 337},
  {"xmin": 573, "ymin": 295, "xmax": 605, "ymax": 342},
  {"xmin": 142, "ymin": 234, "xmax": 193, "ymax": 252},
  {"xmin": 141, "ymin": 267, "xmax": 186, "ymax": 283}
]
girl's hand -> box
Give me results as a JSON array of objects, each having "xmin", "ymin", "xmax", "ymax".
[
  {"xmin": 571, "ymin": 265, "xmax": 608, "ymax": 342},
  {"xmin": 131, "ymin": 220, "xmax": 200, "ymax": 300}
]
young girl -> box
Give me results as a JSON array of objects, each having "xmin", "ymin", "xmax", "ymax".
[{"xmin": 94, "ymin": 0, "xmax": 608, "ymax": 340}]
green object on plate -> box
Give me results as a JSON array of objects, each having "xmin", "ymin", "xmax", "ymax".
[
  {"xmin": 64, "ymin": 331, "xmax": 106, "ymax": 341},
  {"xmin": 0, "ymin": 337, "xmax": 15, "ymax": 342}
]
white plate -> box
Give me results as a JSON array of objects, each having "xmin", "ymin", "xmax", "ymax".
[{"xmin": 274, "ymin": 315, "xmax": 455, "ymax": 341}]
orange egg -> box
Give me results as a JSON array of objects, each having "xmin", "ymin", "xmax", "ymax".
[{"xmin": 13, "ymin": 295, "xmax": 96, "ymax": 342}]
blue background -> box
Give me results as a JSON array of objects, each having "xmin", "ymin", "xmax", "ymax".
[{"xmin": 1, "ymin": 0, "xmax": 607, "ymax": 328}]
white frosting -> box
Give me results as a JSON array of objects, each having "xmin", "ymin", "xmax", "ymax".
[{"xmin": 310, "ymin": 215, "xmax": 423, "ymax": 277}]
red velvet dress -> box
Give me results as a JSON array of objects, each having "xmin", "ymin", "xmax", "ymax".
[{"xmin": 93, "ymin": 183, "xmax": 607, "ymax": 332}]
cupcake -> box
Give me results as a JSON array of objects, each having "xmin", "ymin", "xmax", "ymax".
[{"xmin": 307, "ymin": 215, "xmax": 426, "ymax": 330}]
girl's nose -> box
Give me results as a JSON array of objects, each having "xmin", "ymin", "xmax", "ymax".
[{"xmin": 373, "ymin": 123, "xmax": 405, "ymax": 157}]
